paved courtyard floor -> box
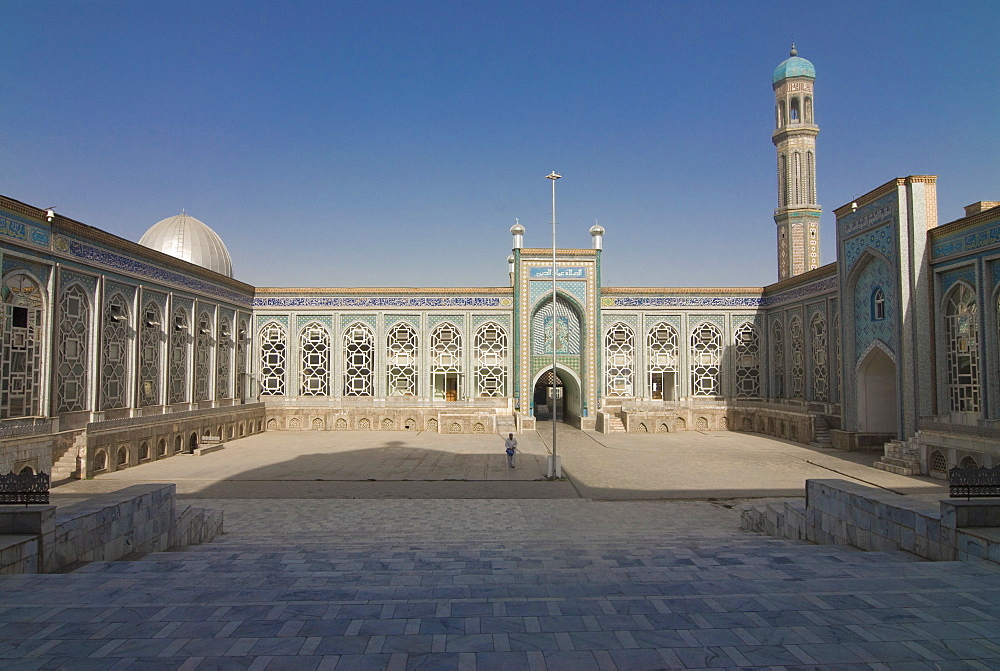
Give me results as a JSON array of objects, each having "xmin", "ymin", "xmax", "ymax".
[
  {"xmin": 7, "ymin": 427, "xmax": 992, "ymax": 670},
  {"xmin": 53, "ymin": 424, "xmax": 948, "ymax": 503}
]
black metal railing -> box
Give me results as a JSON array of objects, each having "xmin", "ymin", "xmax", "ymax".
[
  {"xmin": 949, "ymin": 465, "xmax": 1000, "ymax": 499},
  {"xmin": 0, "ymin": 471, "xmax": 50, "ymax": 505}
]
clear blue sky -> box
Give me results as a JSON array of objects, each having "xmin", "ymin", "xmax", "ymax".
[{"xmin": 3, "ymin": 1, "xmax": 998, "ymax": 289}]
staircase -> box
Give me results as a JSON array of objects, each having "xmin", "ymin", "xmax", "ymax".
[
  {"xmin": 1, "ymin": 499, "xmax": 999, "ymax": 666},
  {"xmin": 809, "ymin": 415, "xmax": 832, "ymax": 448},
  {"xmin": 874, "ymin": 438, "xmax": 921, "ymax": 475},
  {"xmin": 50, "ymin": 431, "xmax": 85, "ymax": 481},
  {"xmin": 606, "ymin": 414, "xmax": 626, "ymax": 432}
]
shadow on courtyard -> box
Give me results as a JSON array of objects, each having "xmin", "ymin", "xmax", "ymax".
[{"xmin": 54, "ymin": 428, "xmax": 949, "ymax": 502}]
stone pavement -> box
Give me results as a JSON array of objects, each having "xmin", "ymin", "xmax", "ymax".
[
  {"xmin": 2, "ymin": 426, "xmax": 990, "ymax": 670},
  {"xmin": 51, "ymin": 424, "xmax": 948, "ymax": 503}
]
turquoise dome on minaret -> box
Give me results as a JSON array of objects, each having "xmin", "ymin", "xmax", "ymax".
[{"xmin": 772, "ymin": 44, "xmax": 815, "ymax": 84}]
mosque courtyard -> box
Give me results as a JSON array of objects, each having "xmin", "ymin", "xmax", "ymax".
[{"xmin": 3, "ymin": 429, "xmax": 998, "ymax": 669}]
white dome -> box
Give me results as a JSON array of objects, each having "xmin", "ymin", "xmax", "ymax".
[{"xmin": 139, "ymin": 212, "xmax": 233, "ymax": 278}]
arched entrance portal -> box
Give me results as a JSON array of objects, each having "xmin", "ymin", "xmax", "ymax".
[
  {"xmin": 532, "ymin": 368, "xmax": 582, "ymax": 424},
  {"xmin": 856, "ymin": 345, "xmax": 898, "ymax": 435}
]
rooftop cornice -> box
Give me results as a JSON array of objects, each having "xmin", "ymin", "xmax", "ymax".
[
  {"xmin": 255, "ymin": 286, "xmax": 512, "ymax": 295},
  {"xmin": 0, "ymin": 194, "xmax": 254, "ymax": 293},
  {"xmin": 763, "ymin": 262, "xmax": 837, "ymax": 294},
  {"xmin": 930, "ymin": 204, "xmax": 1000, "ymax": 239},
  {"xmin": 519, "ymin": 248, "xmax": 597, "ymax": 257},
  {"xmin": 833, "ymin": 176, "xmax": 937, "ymax": 217},
  {"xmin": 602, "ymin": 286, "xmax": 763, "ymax": 296}
]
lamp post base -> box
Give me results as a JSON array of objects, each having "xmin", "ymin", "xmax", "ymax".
[{"xmin": 547, "ymin": 455, "xmax": 562, "ymax": 479}]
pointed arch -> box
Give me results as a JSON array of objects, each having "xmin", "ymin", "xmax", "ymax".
[
  {"xmin": 386, "ymin": 322, "xmax": 418, "ymax": 396},
  {"xmin": 604, "ymin": 322, "xmax": 635, "ymax": 397},
  {"xmin": 431, "ymin": 322, "xmax": 463, "ymax": 401},
  {"xmin": 690, "ymin": 322, "xmax": 722, "ymax": 396},
  {"xmin": 734, "ymin": 322, "xmax": 761, "ymax": 398},
  {"xmin": 944, "ymin": 282, "xmax": 980, "ymax": 412},
  {"xmin": 531, "ymin": 293, "xmax": 582, "ymax": 356},
  {"xmin": 259, "ymin": 321, "xmax": 287, "ymax": 396},
  {"xmin": 101, "ymin": 292, "xmax": 132, "ymax": 410},
  {"xmin": 647, "ymin": 322, "xmax": 678, "ymax": 401},
  {"xmin": 56, "ymin": 282, "xmax": 92, "ymax": 413},
  {"xmin": 138, "ymin": 301, "xmax": 163, "ymax": 407},
  {"xmin": 300, "ymin": 321, "xmax": 330, "ymax": 396},
  {"xmin": 169, "ymin": 306, "xmax": 191, "ymax": 404},
  {"xmin": 343, "ymin": 322, "xmax": 374, "ymax": 396},
  {"xmin": 216, "ymin": 315, "xmax": 233, "ymax": 400},
  {"xmin": 788, "ymin": 315, "xmax": 804, "ymax": 399},
  {"xmin": 474, "ymin": 322, "xmax": 507, "ymax": 397},
  {"xmin": 810, "ymin": 312, "xmax": 828, "ymax": 402},
  {"xmin": 1, "ymin": 272, "xmax": 46, "ymax": 418}
]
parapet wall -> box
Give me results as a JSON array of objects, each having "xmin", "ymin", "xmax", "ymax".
[
  {"xmin": 0, "ymin": 484, "xmax": 222, "ymax": 574},
  {"xmin": 742, "ymin": 478, "xmax": 1000, "ymax": 565}
]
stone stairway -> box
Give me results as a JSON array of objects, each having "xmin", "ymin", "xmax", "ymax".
[
  {"xmin": 606, "ymin": 415, "xmax": 626, "ymax": 433},
  {"xmin": 50, "ymin": 431, "xmax": 86, "ymax": 481},
  {"xmin": 2, "ymin": 499, "xmax": 1000, "ymax": 667},
  {"xmin": 874, "ymin": 438, "xmax": 922, "ymax": 475},
  {"xmin": 495, "ymin": 415, "xmax": 517, "ymax": 435},
  {"xmin": 809, "ymin": 415, "xmax": 832, "ymax": 448}
]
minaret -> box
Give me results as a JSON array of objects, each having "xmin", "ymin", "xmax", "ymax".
[{"xmin": 772, "ymin": 44, "xmax": 820, "ymax": 280}]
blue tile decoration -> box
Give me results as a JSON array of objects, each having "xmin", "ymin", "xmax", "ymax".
[
  {"xmin": 731, "ymin": 313, "xmax": 761, "ymax": 328},
  {"xmin": 140, "ymin": 290, "xmax": 168, "ymax": 311},
  {"xmin": 256, "ymin": 315, "xmax": 290, "ymax": 330},
  {"xmin": 531, "ymin": 281, "xmax": 587, "ymax": 308},
  {"xmin": 256, "ymin": 296, "xmax": 504, "ymax": 307},
  {"xmin": 845, "ymin": 225, "xmax": 894, "ymax": 266},
  {"xmin": 940, "ymin": 266, "xmax": 977, "ymax": 295},
  {"xmin": 605, "ymin": 315, "xmax": 638, "ymax": 332},
  {"xmin": 63, "ymin": 237, "xmax": 251, "ymax": 306},
  {"xmin": 59, "ymin": 270, "xmax": 98, "ymax": 297},
  {"xmin": 295, "ymin": 315, "xmax": 334, "ymax": 333},
  {"xmin": 429, "ymin": 315, "xmax": 463, "ymax": 328},
  {"xmin": 844, "ymin": 224, "xmax": 893, "ymax": 273},
  {"xmin": 932, "ymin": 218, "xmax": 1000, "ymax": 260},
  {"xmin": 472, "ymin": 314, "xmax": 510, "ymax": 329},
  {"xmin": 691, "ymin": 315, "xmax": 726, "ymax": 331},
  {"xmin": 105, "ymin": 280, "xmax": 137, "ymax": 303},
  {"xmin": 532, "ymin": 298, "xmax": 581, "ymax": 355},
  {"xmin": 385, "ymin": 315, "xmax": 420, "ymax": 328},
  {"xmin": 342, "ymin": 314, "xmax": 376, "ymax": 330},
  {"xmin": 0, "ymin": 213, "xmax": 50, "ymax": 249},
  {"xmin": 529, "ymin": 266, "xmax": 588, "ymax": 278},
  {"xmin": 606, "ymin": 295, "xmax": 763, "ymax": 308},
  {"xmin": 853, "ymin": 259, "xmax": 895, "ymax": 365},
  {"xmin": 762, "ymin": 275, "xmax": 838, "ymax": 307},
  {"xmin": 644, "ymin": 315, "xmax": 682, "ymax": 331},
  {"xmin": 2, "ymin": 257, "xmax": 51, "ymax": 285},
  {"xmin": 992, "ymin": 260, "xmax": 1000, "ymax": 289},
  {"xmin": 838, "ymin": 194, "xmax": 895, "ymax": 237}
]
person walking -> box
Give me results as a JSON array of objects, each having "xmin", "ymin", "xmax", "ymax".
[{"xmin": 504, "ymin": 432, "xmax": 518, "ymax": 468}]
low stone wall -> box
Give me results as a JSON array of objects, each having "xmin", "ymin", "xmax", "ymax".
[
  {"xmin": 0, "ymin": 484, "xmax": 222, "ymax": 574},
  {"xmin": 265, "ymin": 406, "xmax": 510, "ymax": 434},
  {"xmin": 86, "ymin": 403, "xmax": 266, "ymax": 478},
  {"xmin": 742, "ymin": 478, "xmax": 1000, "ymax": 566}
]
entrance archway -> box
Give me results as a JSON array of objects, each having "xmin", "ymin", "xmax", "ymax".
[
  {"xmin": 532, "ymin": 368, "xmax": 582, "ymax": 424},
  {"xmin": 856, "ymin": 345, "xmax": 897, "ymax": 434}
]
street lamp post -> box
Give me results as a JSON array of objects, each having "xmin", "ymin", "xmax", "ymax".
[{"xmin": 546, "ymin": 171, "xmax": 562, "ymax": 478}]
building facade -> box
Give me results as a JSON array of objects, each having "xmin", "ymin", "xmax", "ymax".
[{"xmin": 1, "ymin": 48, "xmax": 997, "ymax": 481}]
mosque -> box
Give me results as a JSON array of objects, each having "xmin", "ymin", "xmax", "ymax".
[{"xmin": 1, "ymin": 48, "xmax": 998, "ymax": 481}]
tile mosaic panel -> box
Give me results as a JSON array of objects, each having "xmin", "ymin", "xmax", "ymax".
[
  {"xmin": 105, "ymin": 280, "xmax": 137, "ymax": 303},
  {"xmin": 604, "ymin": 295, "xmax": 762, "ymax": 308},
  {"xmin": 256, "ymin": 315, "xmax": 290, "ymax": 330},
  {"xmin": 853, "ymin": 258, "xmax": 895, "ymax": 364},
  {"xmin": 932, "ymin": 219, "xmax": 1000, "ymax": 260},
  {"xmin": 844, "ymin": 224, "xmax": 893, "ymax": 273},
  {"xmin": 429, "ymin": 315, "xmax": 463, "ymax": 328},
  {"xmin": 643, "ymin": 315, "xmax": 682, "ymax": 331},
  {"xmin": 838, "ymin": 194, "xmax": 895, "ymax": 237},
  {"xmin": 762, "ymin": 275, "xmax": 838, "ymax": 307},
  {"xmin": 0, "ymin": 212, "xmax": 50, "ymax": 248},
  {"xmin": 940, "ymin": 266, "xmax": 977, "ymax": 295},
  {"xmin": 690, "ymin": 315, "xmax": 726, "ymax": 331},
  {"xmin": 530, "ymin": 280, "xmax": 587, "ymax": 308},
  {"xmin": 471, "ymin": 314, "xmax": 510, "ymax": 329},
  {"xmin": 384, "ymin": 315, "xmax": 420, "ymax": 328},
  {"xmin": 2, "ymin": 257, "xmax": 51, "ymax": 285},
  {"xmin": 531, "ymin": 298, "xmax": 581, "ymax": 355},
  {"xmin": 256, "ymin": 296, "xmax": 505, "ymax": 307},
  {"xmin": 341, "ymin": 314, "xmax": 376, "ymax": 330},
  {"xmin": 59, "ymin": 269, "xmax": 98, "ymax": 296}
]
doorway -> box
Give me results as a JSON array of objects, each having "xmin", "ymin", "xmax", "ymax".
[
  {"xmin": 532, "ymin": 368, "xmax": 582, "ymax": 424},
  {"xmin": 433, "ymin": 372, "xmax": 459, "ymax": 401},
  {"xmin": 856, "ymin": 346, "xmax": 898, "ymax": 434}
]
